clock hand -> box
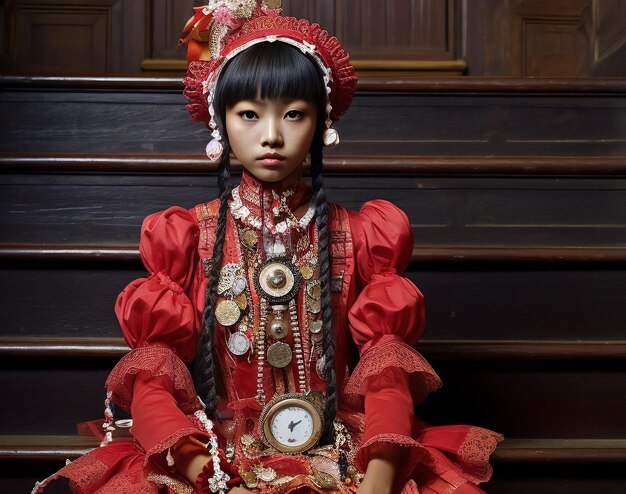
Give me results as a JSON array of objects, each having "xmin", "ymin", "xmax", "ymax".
[{"xmin": 288, "ymin": 420, "xmax": 302, "ymax": 432}]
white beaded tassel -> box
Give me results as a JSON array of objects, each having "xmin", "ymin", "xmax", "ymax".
[
  {"xmin": 194, "ymin": 409, "xmax": 231, "ymax": 494},
  {"xmin": 100, "ymin": 390, "xmax": 115, "ymax": 447},
  {"xmin": 206, "ymin": 86, "xmax": 224, "ymax": 163}
]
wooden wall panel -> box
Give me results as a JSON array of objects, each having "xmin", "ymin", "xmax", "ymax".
[
  {"xmin": 523, "ymin": 19, "xmax": 589, "ymax": 76},
  {"xmin": 13, "ymin": 4, "xmax": 112, "ymax": 73},
  {"xmin": 336, "ymin": 0, "xmax": 455, "ymax": 60},
  {"xmin": 4, "ymin": 0, "xmax": 146, "ymax": 73},
  {"xmin": 465, "ymin": 0, "xmax": 594, "ymax": 76},
  {"xmin": 150, "ymin": 0, "xmax": 197, "ymax": 60},
  {"xmin": 282, "ymin": 0, "xmax": 336, "ymax": 33},
  {"xmin": 592, "ymin": 0, "xmax": 626, "ymax": 75},
  {"xmin": 2, "ymin": 0, "xmax": 625, "ymax": 75}
]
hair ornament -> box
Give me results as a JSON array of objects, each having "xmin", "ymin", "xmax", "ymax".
[{"xmin": 180, "ymin": 0, "xmax": 356, "ymax": 155}]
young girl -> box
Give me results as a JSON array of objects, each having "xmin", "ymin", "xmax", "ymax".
[{"xmin": 34, "ymin": 2, "xmax": 502, "ymax": 493}]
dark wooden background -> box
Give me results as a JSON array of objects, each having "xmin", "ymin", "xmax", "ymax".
[
  {"xmin": 2, "ymin": 0, "xmax": 626, "ymax": 76},
  {"xmin": 1, "ymin": 1, "xmax": 626, "ymax": 493}
]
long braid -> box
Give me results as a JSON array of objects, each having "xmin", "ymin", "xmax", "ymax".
[
  {"xmin": 310, "ymin": 138, "xmax": 337, "ymax": 444},
  {"xmin": 193, "ymin": 143, "xmax": 232, "ymax": 418}
]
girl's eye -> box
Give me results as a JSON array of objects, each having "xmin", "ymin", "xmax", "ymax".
[
  {"xmin": 239, "ymin": 110, "xmax": 258, "ymax": 120},
  {"xmin": 285, "ymin": 110, "xmax": 304, "ymax": 120}
]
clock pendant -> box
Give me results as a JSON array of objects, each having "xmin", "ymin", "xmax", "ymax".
[{"xmin": 259, "ymin": 392, "xmax": 324, "ymax": 454}]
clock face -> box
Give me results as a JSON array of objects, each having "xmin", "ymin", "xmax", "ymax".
[
  {"xmin": 270, "ymin": 405, "xmax": 314, "ymax": 448},
  {"xmin": 260, "ymin": 395, "xmax": 324, "ymax": 453}
]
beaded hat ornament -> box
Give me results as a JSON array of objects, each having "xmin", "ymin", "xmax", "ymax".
[{"xmin": 179, "ymin": 0, "xmax": 357, "ymax": 163}]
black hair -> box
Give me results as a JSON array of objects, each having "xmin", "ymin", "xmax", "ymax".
[{"xmin": 193, "ymin": 41, "xmax": 337, "ymax": 443}]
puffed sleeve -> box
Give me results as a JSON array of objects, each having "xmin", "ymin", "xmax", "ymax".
[
  {"xmin": 345, "ymin": 200, "xmax": 443, "ymax": 481},
  {"xmin": 115, "ymin": 206, "xmax": 200, "ymax": 362},
  {"xmin": 106, "ymin": 207, "xmax": 210, "ymax": 470}
]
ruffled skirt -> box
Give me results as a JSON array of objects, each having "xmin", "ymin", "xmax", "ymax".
[{"xmin": 33, "ymin": 420, "xmax": 502, "ymax": 494}]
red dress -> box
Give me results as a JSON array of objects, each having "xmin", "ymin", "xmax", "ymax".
[{"xmin": 34, "ymin": 173, "xmax": 502, "ymax": 494}]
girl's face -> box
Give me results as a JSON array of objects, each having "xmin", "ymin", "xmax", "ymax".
[{"xmin": 225, "ymin": 97, "xmax": 317, "ymax": 183}]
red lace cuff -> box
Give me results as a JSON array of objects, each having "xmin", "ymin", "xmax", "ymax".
[
  {"xmin": 144, "ymin": 426, "xmax": 206, "ymax": 468},
  {"xmin": 344, "ymin": 339, "xmax": 442, "ymax": 405},
  {"xmin": 105, "ymin": 346, "xmax": 201, "ymax": 414},
  {"xmin": 355, "ymin": 433, "xmax": 427, "ymax": 485},
  {"xmin": 457, "ymin": 427, "xmax": 504, "ymax": 484}
]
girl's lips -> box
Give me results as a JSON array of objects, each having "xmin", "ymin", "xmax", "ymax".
[{"xmin": 259, "ymin": 158, "xmax": 285, "ymax": 166}]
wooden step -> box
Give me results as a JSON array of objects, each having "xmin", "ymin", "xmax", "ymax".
[
  {"xmin": 2, "ymin": 337, "xmax": 626, "ymax": 361},
  {"xmin": 2, "ymin": 77, "xmax": 625, "ymax": 157},
  {"xmin": 3, "ymin": 153, "xmax": 626, "ymax": 176},
  {"xmin": 2, "ymin": 435, "xmax": 626, "ymax": 464},
  {"xmin": 1, "ymin": 337, "xmax": 625, "ymax": 439},
  {"xmin": 3, "ymin": 244, "xmax": 626, "ymax": 265}
]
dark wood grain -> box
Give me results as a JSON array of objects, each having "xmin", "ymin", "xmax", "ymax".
[
  {"xmin": 2, "ymin": 266, "xmax": 626, "ymax": 340},
  {"xmin": 2, "ymin": 337, "xmax": 626, "ymax": 361},
  {"xmin": 2, "ymin": 174, "xmax": 626, "ymax": 248},
  {"xmin": 3, "ymin": 154, "xmax": 626, "ymax": 175},
  {"xmin": 2, "ymin": 245, "xmax": 626, "ymax": 265},
  {"xmin": 2, "ymin": 75, "xmax": 626, "ymax": 92},
  {"xmin": 2, "ymin": 87, "xmax": 624, "ymax": 157},
  {"xmin": 3, "ymin": 435, "xmax": 626, "ymax": 462}
]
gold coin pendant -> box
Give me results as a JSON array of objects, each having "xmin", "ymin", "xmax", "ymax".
[
  {"xmin": 215, "ymin": 299, "xmax": 241, "ymax": 326},
  {"xmin": 266, "ymin": 341, "xmax": 292, "ymax": 368}
]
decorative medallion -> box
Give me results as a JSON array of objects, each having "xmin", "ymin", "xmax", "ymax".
[
  {"xmin": 312, "ymin": 470, "xmax": 338, "ymax": 490},
  {"xmin": 234, "ymin": 292, "xmax": 248, "ymax": 310},
  {"xmin": 268, "ymin": 317, "xmax": 290, "ymax": 340},
  {"xmin": 296, "ymin": 235, "xmax": 310, "ymax": 253},
  {"xmin": 240, "ymin": 471, "xmax": 258, "ymax": 489},
  {"xmin": 232, "ymin": 276, "xmax": 247, "ymax": 296},
  {"xmin": 306, "ymin": 296, "xmax": 321, "ymax": 314},
  {"xmin": 309, "ymin": 320, "xmax": 323, "ymax": 334},
  {"xmin": 307, "ymin": 282, "xmax": 321, "ymax": 300},
  {"xmin": 299, "ymin": 263, "xmax": 314, "ymax": 280},
  {"xmin": 227, "ymin": 332, "xmax": 250, "ymax": 356},
  {"xmin": 215, "ymin": 299, "xmax": 241, "ymax": 326},
  {"xmin": 267, "ymin": 341, "xmax": 293, "ymax": 368},
  {"xmin": 255, "ymin": 258, "xmax": 302, "ymax": 304},
  {"xmin": 253, "ymin": 465, "xmax": 277, "ymax": 482},
  {"xmin": 316, "ymin": 355, "xmax": 326, "ymax": 380},
  {"xmin": 241, "ymin": 229, "xmax": 258, "ymax": 249},
  {"xmin": 218, "ymin": 263, "xmax": 243, "ymax": 295}
]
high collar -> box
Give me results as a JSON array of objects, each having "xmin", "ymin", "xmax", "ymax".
[{"xmin": 238, "ymin": 170, "xmax": 313, "ymax": 220}]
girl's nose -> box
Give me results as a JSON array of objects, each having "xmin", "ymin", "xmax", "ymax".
[{"xmin": 261, "ymin": 117, "xmax": 283, "ymax": 147}]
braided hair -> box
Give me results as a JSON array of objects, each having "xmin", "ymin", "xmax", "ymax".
[
  {"xmin": 193, "ymin": 136, "xmax": 232, "ymax": 416},
  {"xmin": 193, "ymin": 42, "xmax": 336, "ymax": 441}
]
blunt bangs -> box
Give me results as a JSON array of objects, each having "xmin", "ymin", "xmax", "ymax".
[{"xmin": 215, "ymin": 41, "xmax": 326, "ymax": 115}]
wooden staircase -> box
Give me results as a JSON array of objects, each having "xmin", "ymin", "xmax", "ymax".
[{"xmin": 1, "ymin": 76, "xmax": 625, "ymax": 493}]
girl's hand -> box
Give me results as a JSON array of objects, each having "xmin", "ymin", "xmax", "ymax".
[
  {"xmin": 356, "ymin": 457, "xmax": 395, "ymax": 494},
  {"xmin": 356, "ymin": 443, "xmax": 402, "ymax": 494},
  {"xmin": 228, "ymin": 487, "xmax": 255, "ymax": 494}
]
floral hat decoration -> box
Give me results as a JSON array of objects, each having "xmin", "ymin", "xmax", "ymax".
[{"xmin": 179, "ymin": 0, "xmax": 357, "ymax": 163}]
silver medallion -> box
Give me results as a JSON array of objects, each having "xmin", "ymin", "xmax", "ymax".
[
  {"xmin": 309, "ymin": 320, "xmax": 323, "ymax": 334},
  {"xmin": 231, "ymin": 276, "xmax": 247, "ymax": 296},
  {"xmin": 218, "ymin": 264, "xmax": 242, "ymax": 295},
  {"xmin": 268, "ymin": 318, "xmax": 290, "ymax": 340},
  {"xmin": 227, "ymin": 332, "xmax": 250, "ymax": 356}
]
